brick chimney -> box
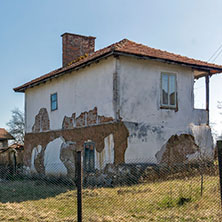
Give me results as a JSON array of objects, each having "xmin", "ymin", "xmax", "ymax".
[{"xmin": 61, "ymin": 33, "xmax": 96, "ymax": 67}]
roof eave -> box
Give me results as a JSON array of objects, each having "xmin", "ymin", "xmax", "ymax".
[
  {"xmin": 14, "ymin": 50, "xmax": 222, "ymax": 93},
  {"xmin": 113, "ymin": 51, "xmax": 222, "ymax": 78},
  {"xmin": 14, "ymin": 51, "xmax": 115, "ymax": 93},
  {"xmin": 0, "ymin": 137, "xmax": 14, "ymax": 140}
]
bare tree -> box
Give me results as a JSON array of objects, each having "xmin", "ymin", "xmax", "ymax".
[{"xmin": 7, "ymin": 108, "xmax": 25, "ymax": 144}]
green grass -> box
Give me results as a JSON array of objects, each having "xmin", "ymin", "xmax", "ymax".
[{"xmin": 0, "ymin": 175, "xmax": 221, "ymax": 221}]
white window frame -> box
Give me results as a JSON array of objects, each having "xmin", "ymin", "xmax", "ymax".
[{"xmin": 160, "ymin": 72, "xmax": 177, "ymax": 109}]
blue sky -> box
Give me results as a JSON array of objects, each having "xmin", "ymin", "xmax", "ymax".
[{"xmin": 1, "ymin": 0, "xmax": 222, "ymax": 136}]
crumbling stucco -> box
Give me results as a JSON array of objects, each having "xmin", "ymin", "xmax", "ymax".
[
  {"xmin": 32, "ymin": 108, "xmax": 50, "ymax": 133},
  {"xmin": 62, "ymin": 107, "xmax": 114, "ymax": 129},
  {"xmin": 60, "ymin": 141, "xmax": 76, "ymax": 178},
  {"xmin": 30, "ymin": 138, "xmax": 77, "ymax": 177},
  {"xmin": 189, "ymin": 123, "xmax": 214, "ymax": 158},
  {"xmin": 25, "ymin": 122, "xmax": 129, "ymax": 175},
  {"xmin": 62, "ymin": 114, "xmax": 75, "ymax": 129},
  {"xmin": 95, "ymin": 134, "xmax": 114, "ymax": 170},
  {"xmin": 156, "ymin": 134, "xmax": 200, "ymax": 165},
  {"xmin": 31, "ymin": 145, "xmax": 44, "ymax": 174}
]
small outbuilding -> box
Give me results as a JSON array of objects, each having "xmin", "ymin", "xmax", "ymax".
[
  {"xmin": 0, "ymin": 129, "xmax": 24, "ymax": 176},
  {"xmin": 0, "ymin": 128, "xmax": 14, "ymax": 148}
]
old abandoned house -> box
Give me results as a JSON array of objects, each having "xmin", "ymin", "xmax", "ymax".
[
  {"xmin": 14, "ymin": 33, "xmax": 222, "ymax": 177},
  {"xmin": 0, "ymin": 128, "xmax": 14, "ymax": 148},
  {"xmin": 0, "ymin": 128, "xmax": 24, "ymax": 175}
]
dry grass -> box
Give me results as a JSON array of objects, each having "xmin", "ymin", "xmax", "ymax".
[{"xmin": 0, "ymin": 175, "xmax": 221, "ymax": 221}]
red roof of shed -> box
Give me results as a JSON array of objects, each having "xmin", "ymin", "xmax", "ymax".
[{"xmin": 0, "ymin": 128, "xmax": 14, "ymax": 140}]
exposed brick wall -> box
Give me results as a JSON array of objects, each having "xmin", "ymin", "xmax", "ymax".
[
  {"xmin": 62, "ymin": 33, "xmax": 96, "ymax": 67},
  {"xmin": 32, "ymin": 108, "xmax": 50, "ymax": 133},
  {"xmin": 157, "ymin": 134, "xmax": 200, "ymax": 165},
  {"xmin": 62, "ymin": 116, "xmax": 74, "ymax": 129},
  {"xmin": 62, "ymin": 107, "xmax": 114, "ymax": 129}
]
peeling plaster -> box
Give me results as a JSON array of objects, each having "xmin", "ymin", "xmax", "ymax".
[
  {"xmin": 24, "ymin": 122, "xmax": 129, "ymax": 174},
  {"xmin": 189, "ymin": 123, "xmax": 214, "ymax": 158},
  {"xmin": 95, "ymin": 134, "xmax": 114, "ymax": 170},
  {"xmin": 60, "ymin": 141, "xmax": 76, "ymax": 178},
  {"xmin": 32, "ymin": 108, "xmax": 50, "ymax": 133},
  {"xmin": 156, "ymin": 134, "xmax": 200, "ymax": 165},
  {"xmin": 24, "ymin": 56, "xmax": 214, "ymax": 175},
  {"xmin": 31, "ymin": 145, "xmax": 42, "ymax": 173},
  {"xmin": 62, "ymin": 107, "xmax": 114, "ymax": 129},
  {"xmin": 25, "ymin": 57, "xmax": 116, "ymax": 133}
]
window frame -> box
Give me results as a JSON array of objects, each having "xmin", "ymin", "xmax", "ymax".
[
  {"xmin": 50, "ymin": 92, "xmax": 58, "ymax": 111},
  {"xmin": 160, "ymin": 72, "xmax": 177, "ymax": 109}
]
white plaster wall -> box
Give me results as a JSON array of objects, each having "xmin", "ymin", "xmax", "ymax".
[
  {"xmin": 124, "ymin": 122, "xmax": 189, "ymax": 163},
  {"xmin": 119, "ymin": 57, "xmax": 200, "ymax": 126},
  {"xmin": 44, "ymin": 137, "xmax": 67, "ymax": 175},
  {"xmin": 31, "ymin": 145, "xmax": 42, "ymax": 173},
  {"xmin": 118, "ymin": 57, "xmax": 211, "ymax": 163},
  {"xmin": 95, "ymin": 134, "xmax": 114, "ymax": 170},
  {"xmin": 189, "ymin": 123, "xmax": 214, "ymax": 157},
  {"xmin": 25, "ymin": 57, "xmax": 116, "ymax": 132}
]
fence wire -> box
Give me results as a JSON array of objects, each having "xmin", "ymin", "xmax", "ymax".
[{"xmin": 0, "ymin": 157, "xmax": 221, "ymax": 222}]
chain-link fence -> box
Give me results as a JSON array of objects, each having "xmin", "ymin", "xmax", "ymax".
[
  {"xmin": 0, "ymin": 146, "xmax": 222, "ymax": 221},
  {"xmin": 80, "ymin": 158, "xmax": 221, "ymax": 222}
]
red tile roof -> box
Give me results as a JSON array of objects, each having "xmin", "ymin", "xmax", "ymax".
[
  {"xmin": 14, "ymin": 39, "xmax": 222, "ymax": 92},
  {"xmin": 0, "ymin": 128, "xmax": 14, "ymax": 140}
]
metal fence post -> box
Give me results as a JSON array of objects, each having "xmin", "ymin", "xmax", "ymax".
[
  {"xmin": 76, "ymin": 151, "xmax": 82, "ymax": 222},
  {"xmin": 217, "ymin": 140, "xmax": 222, "ymax": 207}
]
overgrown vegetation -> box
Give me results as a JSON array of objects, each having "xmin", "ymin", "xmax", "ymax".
[{"xmin": 0, "ymin": 175, "xmax": 221, "ymax": 221}]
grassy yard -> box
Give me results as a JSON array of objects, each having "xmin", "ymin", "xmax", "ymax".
[{"xmin": 0, "ymin": 175, "xmax": 221, "ymax": 221}]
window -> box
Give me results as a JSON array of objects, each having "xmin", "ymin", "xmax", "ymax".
[
  {"xmin": 161, "ymin": 73, "xmax": 177, "ymax": 108},
  {"xmin": 84, "ymin": 142, "xmax": 95, "ymax": 172},
  {"xmin": 3, "ymin": 140, "xmax": 8, "ymax": 147},
  {"xmin": 0, "ymin": 141, "xmax": 8, "ymax": 148},
  {"xmin": 51, "ymin": 93, "xmax": 58, "ymax": 111}
]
